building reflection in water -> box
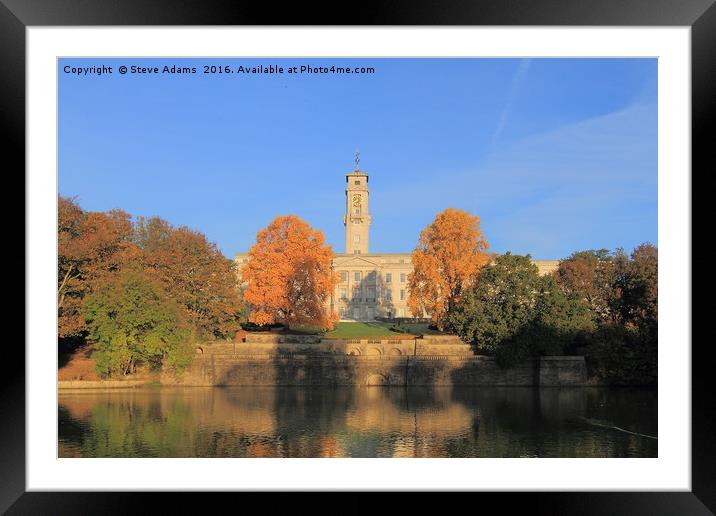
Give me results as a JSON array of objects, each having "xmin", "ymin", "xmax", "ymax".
[{"xmin": 58, "ymin": 386, "xmax": 657, "ymax": 458}]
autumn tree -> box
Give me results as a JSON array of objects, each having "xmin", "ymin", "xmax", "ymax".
[
  {"xmin": 242, "ymin": 215, "xmax": 337, "ymax": 330},
  {"xmin": 407, "ymin": 208, "xmax": 490, "ymax": 330},
  {"xmin": 617, "ymin": 243, "xmax": 658, "ymax": 333},
  {"xmin": 83, "ymin": 268, "xmax": 194, "ymax": 377},
  {"xmin": 58, "ymin": 196, "xmax": 136, "ymax": 338},
  {"xmin": 553, "ymin": 249, "xmax": 622, "ymax": 324},
  {"xmin": 58, "ymin": 196, "xmax": 85, "ymax": 337},
  {"xmin": 133, "ymin": 216, "xmax": 243, "ymax": 340},
  {"xmin": 58, "ymin": 197, "xmax": 243, "ymax": 346}
]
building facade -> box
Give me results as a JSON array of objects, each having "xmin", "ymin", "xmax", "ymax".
[{"xmin": 235, "ymin": 165, "xmax": 559, "ymax": 321}]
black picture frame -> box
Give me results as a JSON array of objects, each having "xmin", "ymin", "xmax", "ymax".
[{"xmin": 4, "ymin": 0, "xmax": 711, "ymax": 513}]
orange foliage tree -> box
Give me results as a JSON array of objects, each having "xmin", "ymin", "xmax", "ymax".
[
  {"xmin": 407, "ymin": 208, "xmax": 490, "ymax": 330},
  {"xmin": 58, "ymin": 196, "xmax": 136, "ymax": 337},
  {"xmin": 242, "ymin": 215, "xmax": 337, "ymax": 330}
]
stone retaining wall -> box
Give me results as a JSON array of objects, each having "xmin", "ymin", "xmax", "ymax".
[
  {"xmin": 178, "ymin": 354, "xmax": 587, "ymax": 387},
  {"xmin": 183, "ymin": 335, "xmax": 586, "ymax": 387}
]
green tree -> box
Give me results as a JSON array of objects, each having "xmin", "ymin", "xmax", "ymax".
[
  {"xmin": 531, "ymin": 274, "xmax": 595, "ymax": 356},
  {"xmin": 83, "ymin": 269, "xmax": 194, "ymax": 377},
  {"xmin": 450, "ymin": 253, "xmax": 593, "ymax": 367}
]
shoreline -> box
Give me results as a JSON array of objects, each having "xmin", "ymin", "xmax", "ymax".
[
  {"xmin": 58, "ymin": 382, "xmax": 656, "ymax": 390},
  {"xmin": 58, "ymin": 380, "xmax": 151, "ymax": 390}
]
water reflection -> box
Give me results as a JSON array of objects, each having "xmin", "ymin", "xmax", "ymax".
[{"xmin": 58, "ymin": 386, "xmax": 657, "ymax": 458}]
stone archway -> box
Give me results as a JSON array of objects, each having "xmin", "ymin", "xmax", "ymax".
[
  {"xmin": 388, "ymin": 348, "xmax": 402, "ymax": 356},
  {"xmin": 365, "ymin": 374, "xmax": 389, "ymax": 386},
  {"xmin": 348, "ymin": 348, "xmax": 362, "ymax": 356},
  {"xmin": 366, "ymin": 347, "xmax": 383, "ymax": 356}
]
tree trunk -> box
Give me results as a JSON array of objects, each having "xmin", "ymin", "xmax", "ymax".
[{"xmin": 57, "ymin": 266, "xmax": 74, "ymax": 307}]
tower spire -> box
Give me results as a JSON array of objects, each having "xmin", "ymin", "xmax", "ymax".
[{"xmin": 354, "ymin": 148, "xmax": 360, "ymax": 170}]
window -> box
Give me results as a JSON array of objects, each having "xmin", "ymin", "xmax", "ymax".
[
  {"xmin": 385, "ymin": 290, "xmax": 392, "ymax": 301},
  {"xmin": 353, "ymin": 234, "xmax": 360, "ymax": 243},
  {"xmin": 353, "ymin": 287, "xmax": 361, "ymax": 300},
  {"xmin": 340, "ymin": 289, "xmax": 347, "ymax": 300},
  {"xmin": 354, "ymin": 271, "xmax": 361, "ymax": 282},
  {"xmin": 367, "ymin": 287, "xmax": 375, "ymax": 302},
  {"xmin": 340, "ymin": 271, "xmax": 347, "ymax": 282},
  {"xmin": 354, "ymin": 180, "xmax": 360, "ymax": 185},
  {"xmin": 400, "ymin": 273, "xmax": 406, "ymax": 283},
  {"xmin": 400, "ymin": 290, "xmax": 405, "ymax": 301},
  {"xmin": 354, "ymin": 207, "xmax": 360, "ymax": 215},
  {"xmin": 354, "ymin": 250, "xmax": 361, "ymax": 254},
  {"xmin": 385, "ymin": 272, "xmax": 392, "ymax": 283}
]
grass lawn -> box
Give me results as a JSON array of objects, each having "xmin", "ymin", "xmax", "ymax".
[
  {"xmin": 324, "ymin": 322, "xmax": 402, "ymax": 338},
  {"xmin": 321, "ymin": 321, "xmax": 446, "ymax": 339}
]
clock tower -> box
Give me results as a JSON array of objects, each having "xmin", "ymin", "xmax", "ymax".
[{"xmin": 344, "ymin": 155, "xmax": 371, "ymax": 254}]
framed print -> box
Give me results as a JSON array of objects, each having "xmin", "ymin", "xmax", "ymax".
[{"xmin": 4, "ymin": 0, "xmax": 713, "ymax": 513}]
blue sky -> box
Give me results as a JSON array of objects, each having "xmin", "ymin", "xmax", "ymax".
[{"xmin": 59, "ymin": 58, "xmax": 657, "ymax": 259}]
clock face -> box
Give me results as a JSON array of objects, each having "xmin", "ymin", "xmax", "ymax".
[{"xmin": 352, "ymin": 194, "xmax": 361, "ymax": 207}]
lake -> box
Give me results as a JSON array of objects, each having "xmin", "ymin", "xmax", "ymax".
[{"xmin": 58, "ymin": 386, "xmax": 657, "ymax": 458}]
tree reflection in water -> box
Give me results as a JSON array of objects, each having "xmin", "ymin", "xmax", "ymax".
[{"xmin": 58, "ymin": 386, "xmax": 657, "ymax": 458}]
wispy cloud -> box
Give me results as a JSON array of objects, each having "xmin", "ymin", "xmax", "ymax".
[
  {"xmin": 373, "ymin": 99, "xmax": 657, "ymax": 258},
  {"xmin": 491, "ymin": 58, "xmax": 531, "ymax": 149}
]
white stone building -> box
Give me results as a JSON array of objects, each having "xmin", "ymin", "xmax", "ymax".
[{"xmin": 235, "ymin": 165, "xmax": 558, "ymax": 321}]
